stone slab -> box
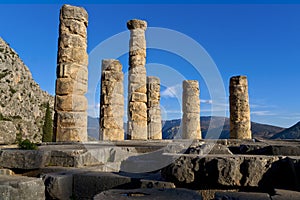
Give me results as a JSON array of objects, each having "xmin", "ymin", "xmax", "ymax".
[
  {"xmin": 215, "ymin": 191, "xmax": 270, "ymax": 200},
  {"xmin": 0, "ymin": 175, "xmax": 45, "ymax": 200},
  {"xmin": 94, "ymin": 188, "xmax": 202, "ymax": 200}
]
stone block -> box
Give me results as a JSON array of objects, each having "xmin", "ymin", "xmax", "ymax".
[
  {"xmin": 55, "ymin": 126, "xmax": 87, "ymax": 142},
  {"xmin": 100, "ymin": 129, "xmax": 124, "ymax": 141},
  {"xmin": 55, "ymin": 94, "xmax": 87, "ymax": 111},
  {"xmin": 57, "ymin": 47, "xmax": 88, "ymax": 65},
  {"xmin": 215, "ymin": 191, "xmax": 270, "ymax": 200},
  {"xmin": 129, "ymin": 83, "xmax": 147, "ymax": 94},
  {"xmin": 42, "ymin": 171, "xmax": 74, "ymax": 200},
  {"xmin": 130, "ymin": 92, "xmax": 147, "ymax": 103},
  {"xmin": 101, "ymin": 116, "xmax": 123, "ymax": 129},
  {"xmin": 57, "ymin": 63, "xmax": 87, "ymax": 80},
  {"xmin": 59, "ymin": 33, "xmax": 86, "ymax": 48},
  {"xmin": 94, "ymin": 188, "xmax": 202, "ymax": 200},
  {"xmin": 56, "ymin": 111, "xmax": 87, "ymax": 127},
  {"xmin": 61, "ymin": 4, "xmax": 88, "ymax": 23},
  {"xmin": 73, "ymin": 172, "xmax": 132, "ymax": 199},
  {"xmin": 56, "ymin": 77, "xmax": 87, "ymax": 95},
  {"xmin": 101, "ymin": 59, "xmax": 122, "ymax": 72},
  {"xmin": 100, "ymin": 105, "xmax": 124, "ymax": 117},
  {"xmin": 127, "ymin": 121, "xmax": 147, "ymax": 140},
  {"xmin": 0, "ymin": 175, "xmax": 45, "ymax": 200},
  {"xmin": 0, "ymin": 150, "xmax": 51, "ymax": 169}
]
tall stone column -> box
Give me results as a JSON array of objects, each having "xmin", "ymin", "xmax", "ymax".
[
  {"xmin": 147, "ymin": 76, "xmax": 162, "ymax": 140},
  {"xmin": 54, "ymin": 5, "xmax": 88, "ymax": 142},
  {"xmin": 229, "ymin": 75, "xmax": 252, "ymax": 139},
  {"xmin": 100, "ymin": 59, "xmax": 124, "ymax": 141},
  {"xmin": 127, "ymin": 19, "xmax": 147, "ymax": 140},
  {"xmin": 182, "ymin": 80, "xmax": 201, "ymax": 139}
]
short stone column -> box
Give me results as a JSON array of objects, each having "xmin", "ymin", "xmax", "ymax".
[
  {"xmin": 147, "ymin": 76, "xmax": 162, "ymax": 139},
  {"xmin": 182, "ymin": 80, "xmax": 201, "ymax": 139},
  {"xmin": 54, "ymin": 4, "xmax": 88, "ymax": 142},
  {"xmin": 99, "ymin": 59, "xmax": 124, "ymax": 141},
  {"xmin": 127, "ymin": 19, "xmax": 148, "ymax": 140},
  {"xmin": 229, "ymin": 75, "xmax": 252, "ymax": 139}
]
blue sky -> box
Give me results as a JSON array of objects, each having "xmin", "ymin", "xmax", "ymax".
[{"xmin": 1, "ymin": 3, "xmax": 300, "ymax": 128}]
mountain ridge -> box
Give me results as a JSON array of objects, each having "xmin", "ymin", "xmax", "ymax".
[{"xmin": 0, "ymin": 37, "xmax": 54, "ymax": 144}]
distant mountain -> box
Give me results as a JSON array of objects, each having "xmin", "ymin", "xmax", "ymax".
[
  {"xmin": 88, "ymin": 116, "xmax": 284, "ymax": 140},
  {"xmin": 271, "ymin": 122, "xmax": 300, "ymax": 139},
  {"xmin": 162, "ymin": 116, "xmax": 284, "ymax": 139},
  {"xmin": 0, "ymin": 37, "xmax": 54, "ymax": 144}
]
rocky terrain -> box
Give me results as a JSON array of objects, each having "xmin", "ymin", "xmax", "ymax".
[{"xmin": 0, "ymin": 37, "xmax": 54, "ymax": 144}]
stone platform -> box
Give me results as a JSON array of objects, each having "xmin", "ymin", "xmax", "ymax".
[{"xmin": 1, "ymin": 139, "xmax": 300, "ymax": 199}]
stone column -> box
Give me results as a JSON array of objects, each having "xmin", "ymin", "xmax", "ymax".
[
  {"xmin": 229, "ymin": 75, "xmax": 252, "ymax": 139},
  {"xmin": 99, "ymin": 59, "xmax": 124, "ymax": 141},
  {"xmin": 147, "ymin": 76, "xmax": 162, "ymax": 140},
  {"xmin": 127, "ymin": 19, "xmax": 147, "ymax": 140},
  {"xmin": 182, "ymin": 80, "xmax": 201, "ymax": 139},
  {"xmin": 54, "ymin": 4, "xmax": 88, "ymax": 142}
]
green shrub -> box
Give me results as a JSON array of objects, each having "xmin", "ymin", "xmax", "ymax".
[{"xmin": 18, "ymin": 139, "xmax": 38, "ymax": 150}]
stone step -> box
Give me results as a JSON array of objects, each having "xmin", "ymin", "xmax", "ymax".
[{"xmin": 0, "ymin": 175, "xmax": 45, "ymax": 200}]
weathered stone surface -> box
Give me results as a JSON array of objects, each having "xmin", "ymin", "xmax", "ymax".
[
  {"xmin": 0, "ymin": 150, "xmax": 51, "ymax": 169},
  {"xmin": 161, "ymin": 155, "xmax": 286, "ymax": 188},
  {"xmin": 147, "ymin": 76, "xmax": 162, "ymax": 139},
  {"xmin": 229, "ymin": 76, "xmax": 252, "ymax": 139},
  {"xmin": 94, "ymin": 188, "xmax": 202, "ymax": 200},
  {"xmin": 272, "ymin": 189, "xmax": 300, "ymax": 200},
  {"xmin": 187, "ymin": 143, "xmax": 233, "ymax": 155},
  {"xmin": 0, "ymin": 121, "xmax": 16, "ymax": 145},
  {"xmin": 60, "ymin": 4, "xmax": 88, "ymax": 23},
  {"xmin": 0, "ymin": 175, "xmax": 45, "ymax": 200},
  {"xmin": 215, "ymin": 191, "xmax": 270, "ymax": 200},
  {"xmin": 55, "ymin": 77, "xmax": 87, "ymax": 95},
  {"xmin": 54, "ymin": 4, "xmax": 88, "ymax": 142},
  {"xmin": 100, "ymin": 59, "xmax": 124, "ymax": 141},
  {"xmin": 0, "ymin": 37, "xmax": 54, "ymax": 143},
  {"xmin": 182, "ymin": 80, "xmax": 201, "ymax": 139},
  {"xmin": 127, "ymin": 19, "xmax": 148, "ymax": 140},
  {"xmin": 42, "ymin": 171, "xmax": 74, "ymax": 200}
]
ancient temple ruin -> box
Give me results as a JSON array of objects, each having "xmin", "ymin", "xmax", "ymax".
[
  {"xmin": 52, "ymin": 5, "xmax": 252, "ymax": 142},
  {"xmin": 54, "ymin": 5, "xmax": 88, "ymax": 142},
  {"xmin": 229, "ymin": 75, "xmax": 252, "ymax": 139}
]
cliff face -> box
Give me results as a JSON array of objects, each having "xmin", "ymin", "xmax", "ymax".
[{"xmin": 0, "ymin": 37, "xmax": 54, "ymax": 144}]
